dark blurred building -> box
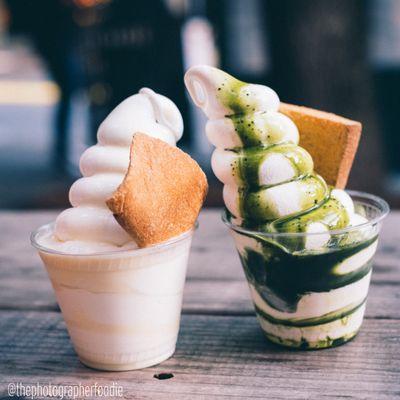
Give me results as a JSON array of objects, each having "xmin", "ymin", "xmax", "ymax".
[{"xmin": 368, "ymin": 0, "xmax": 400, "ymax": 194}]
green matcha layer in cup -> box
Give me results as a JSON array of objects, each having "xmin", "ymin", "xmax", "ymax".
[{"xmin": 223, "ymin": 191, "xmax": 388, "ymax": 349}]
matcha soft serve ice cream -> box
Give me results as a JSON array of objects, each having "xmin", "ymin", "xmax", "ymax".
[{"xmin": 185, "ymin": 65, "xmax": 389, "ymax": 349}]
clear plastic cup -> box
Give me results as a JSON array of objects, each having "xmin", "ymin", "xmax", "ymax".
[
  {"xmin": 31, "ymin": 224, "xmax": 195, "ymax": 371},
  {"xmin": 222, "ymin": 191, "xmax": 389, "ymax": 349}
]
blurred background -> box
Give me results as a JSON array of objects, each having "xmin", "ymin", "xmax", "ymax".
[{"xmin": 0, "ymin": 0, "xmax": 399, "ymax": 209}]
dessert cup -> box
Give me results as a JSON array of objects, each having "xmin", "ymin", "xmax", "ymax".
[
  {"xmin": 223, "ymin": 191, "xmax": 389, "ymax": 349},
  {"xmin": 31, "ymin": 225, "xmax": 195, "ymax": 371}
]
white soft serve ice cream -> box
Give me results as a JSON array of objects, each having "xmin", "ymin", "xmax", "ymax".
[
  {"xmin": 41, "ymin": 88, "xmax": 183, "ymax": 254},
  {"xmin": 33, "ymin": 88, "xmax": 195, "ymax": 371}
]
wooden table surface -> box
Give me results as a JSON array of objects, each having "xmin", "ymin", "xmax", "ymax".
[{"xmin": 0, "ymin": 210, "xmax": 399, "ymax": 399}]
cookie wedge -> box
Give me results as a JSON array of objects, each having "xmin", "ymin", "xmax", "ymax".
[
  {"xmin": 107, "ymin": 133, "xmax": 208, "ymax": 247},
  {"xmin": 279, "ymin": 103, "xmax": 362, "ymax": 189}
]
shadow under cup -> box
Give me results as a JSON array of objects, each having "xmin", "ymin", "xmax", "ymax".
[
  {"xmin": 31, "ymin": 225, "xmax": 195, "ymax": 371},
  {"xmin": 223, "ymin": 191, "xmax": 389, "ymax": 349}
]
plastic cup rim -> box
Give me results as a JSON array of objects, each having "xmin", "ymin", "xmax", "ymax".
[
  {"xmin": 31, "ymin": 222, "xmax": 197, "ymax": 258},
  {"xmin": 221, "ymin": 190, "xmax": 390, "ymax": 238}
]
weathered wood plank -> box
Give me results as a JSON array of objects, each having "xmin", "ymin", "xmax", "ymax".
[
  {"xmin": 0, "ymin": 271, "xmax": 399, "ymax": 320},
  {"xmin": 2, "ymin": 210, "xmax": 400, "ymax": 280},
  {"xmin": 0, "ymin": 210, "xmax": 399, "ymax": 315},
  {"xmin": 0, "ymin": 310, "xmax": 399, "ymax": 399},
  {"xmin": 2, "ymin": 210, "xmax": 400, "ymax": 281}
]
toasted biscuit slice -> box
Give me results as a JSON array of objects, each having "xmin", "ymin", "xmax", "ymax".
[
  {"xmin": 279, "ymin": 103, "xmax": 362, "ymax": 189},
  {"xmin": 107, "ymin": 133, "xmax": 208, "ymax": 247}
]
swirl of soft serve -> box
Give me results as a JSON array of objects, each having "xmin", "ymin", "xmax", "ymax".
[
  {"xmin": 184, "ymin": 66, "xmax": 366, "ymax": 249},
  {"xmin": 51, "ymin": 88, "xmax": 183, "ymax": 253}
]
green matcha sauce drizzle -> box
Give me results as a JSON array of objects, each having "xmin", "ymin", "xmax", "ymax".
[
  {"xmin": 235, "ymin": 144, "xmax": 313, "ymax": 188},
  {"xmin": 216, "ymin": 76, "xmax": 349, "ymax": 234}
]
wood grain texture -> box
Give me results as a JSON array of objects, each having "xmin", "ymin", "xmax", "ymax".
[
  {"xmin": 0, "ymin": 310, "xmax": 399, "ymax": 400},
  {"xmin": 0, "ymin": 210, "xmax": 399, "ymax": 399},
  {"xmin": 0, "ymin": 210, "xmax": 399, "ymax": 312}
]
